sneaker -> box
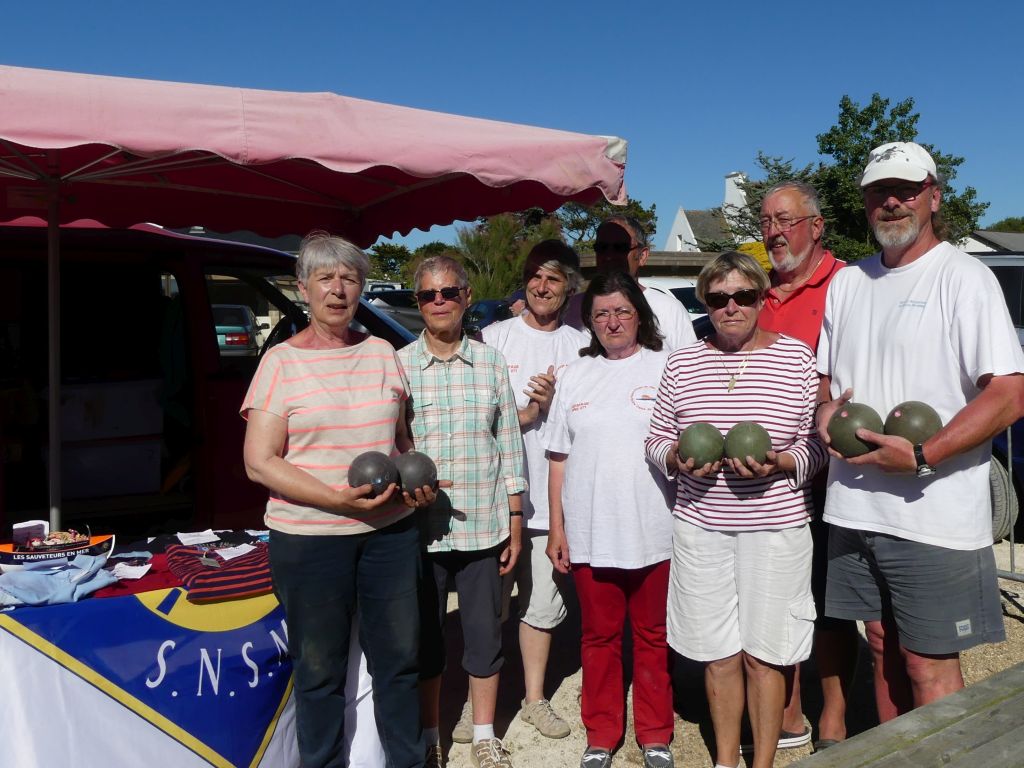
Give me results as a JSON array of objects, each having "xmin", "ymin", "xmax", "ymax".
[
  {"xmin": 739, "ymin": 725, "xmax": 812, "ymax": 754},
  {"xmin": 425, "ymin": 743, "xmax": 445, "ymax": 768},
  {"xmin": 641, "ymin": 745, "xmax": 673, "ymax": 768},
  {"xmin": 579, "ymin": 747, "xmax": 612, "ymax": 768},
  {"xmin": 452, "ymin": 699, "xmax": 473, "ymax": 744},
  {"xmin": 519, "ymin": 698, "xmax": 571, "ymax": 739},
  {"xmin": 470, "ymin": 737, "xmax": 513, "ymax": 768}
]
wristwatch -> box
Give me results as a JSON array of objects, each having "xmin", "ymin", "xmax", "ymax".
[{"xmin": 913, "ymin": 443, "xmax": 935, "ymax": 478}]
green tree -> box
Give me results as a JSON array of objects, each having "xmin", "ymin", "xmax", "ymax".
[
  {"xmin": 367, "ymin": 242, "xmax": 413, "ymax": 282},
  {"xmin": 989, "ymin": 216, "xmax": 1024, "ymax": 233},
  {"xmin": 557, "ymin": 197, "xmax": 657, "ymax": 251},
  {"xmin": 454, "ymin": 212, "xmax": 563, "ymax": 300},
  {"xmin": 398, "ymin": 241, "xmax": 452, "ymax": 287},
  {"xmin": 727, "ymin": 94, "xmax": 989, "ymax": 263},
  {"xmin": 705, "ymin": 154, "xmax": 820, "ymax": 252}
]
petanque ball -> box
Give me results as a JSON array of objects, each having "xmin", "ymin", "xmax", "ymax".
[
  {"xmin": 884, "ymin": 401, "xmax": 942, "ymax": 445},
  {"xmin": 394, "ymin": 450, "xmax": 439, "ymax": 492},
  {"xmin": 347, "ymin": 451, "xmax": 399, "ymax": 497},
  {"xmin": 724, "ymin": 421, "xmax": 772, "ymax": 464},
  {"xmin": 828, "ymin": 403, "xmax": 884, "ymax": 458},
  {"xmin": 678, "ymin": 422, "xmax": 725, "ymax": 468}
]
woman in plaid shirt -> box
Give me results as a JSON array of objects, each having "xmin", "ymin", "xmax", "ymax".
[{"xmin": 398, "ymin": 255, "xmax": 526, "ymax": 768}]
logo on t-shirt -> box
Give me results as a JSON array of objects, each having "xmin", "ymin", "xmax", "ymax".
[
  {"xmin": 508, "ymin": 363, "xmax": 520, "ymax": 374},
  {"xmin": 571, "ymin": 401, "xmax": 590, "ymax": 412},
  {"xmin": 898, "ymin": 299, "xmax": 927, "ymax": 310},
  {"xmin": 630, "ymin": 385, "xmax": 658, "ymax": 411}
]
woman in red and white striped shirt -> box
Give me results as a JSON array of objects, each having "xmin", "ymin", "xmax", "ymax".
[{"xmin": 644, "ymin": 251, "xmax": 826, "ymax": 768}]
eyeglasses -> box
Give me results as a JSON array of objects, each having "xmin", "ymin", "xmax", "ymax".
[
  {"xmin": 593, "ymin": 241, "xmax": 643, "ymax": 255},
  {"xmin": 758, "ymin": 214, "xmax": 817, "ymax": 233},
  {"xmin": 415, "ymin": 286, "xmax": 464, "ymax": 304},
  {"xmin": 591, "ymin": 307, "xmax": 637, "ymax": 324},
  {"xmin": 863, "ymin": 179, "xmax": 933, "ymax": 202},
  {"xmin": 703, "ymin": 289, "xmax": 761, "ymax": 310}
]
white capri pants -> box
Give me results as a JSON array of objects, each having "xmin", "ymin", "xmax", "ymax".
[{"xmin": 666, "ymin": 518, "xmax": 815, "ymax": 666}]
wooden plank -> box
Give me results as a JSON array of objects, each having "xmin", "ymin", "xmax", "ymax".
[{"xmin": 793, "ymin": 661, "xmax": 1024, "ymax": 767}]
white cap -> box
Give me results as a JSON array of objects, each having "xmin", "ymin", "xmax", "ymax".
[{"xmin": 859, "ymin": 142, "xmax": 937, "ymax": 187}]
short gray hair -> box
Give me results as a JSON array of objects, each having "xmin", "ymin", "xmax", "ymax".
[
  {"xmin": 296, "ymin": 231, "xmax": 370, "ymax": 287},
  {"xmin": 413, "ymin": 255, "xmax": 469, "ymax": 292},
  {"xmin": 696, "ymin": 251, "xmax": 770, "ymax": 304},
  {"xmin": 762, "ymin": 180, "xmax": 821, "ymax": 217}
]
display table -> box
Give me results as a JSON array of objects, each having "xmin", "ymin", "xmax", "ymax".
[{"xmin": 0, "ymin": 586, "xmax": 297, "ymax": 767}]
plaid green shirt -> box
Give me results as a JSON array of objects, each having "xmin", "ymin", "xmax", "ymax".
[{"xmin": 398, "ymin": 334, "xmax": 526, "ymax": 552}]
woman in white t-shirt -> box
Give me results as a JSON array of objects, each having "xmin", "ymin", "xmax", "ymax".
[
  {"xmin": 482, "ymin": 240, "xmax": 586, "ymax": 740},
  {"xmin": 545, "ymin": 271, "xmax": 674, "ymax": 768}
]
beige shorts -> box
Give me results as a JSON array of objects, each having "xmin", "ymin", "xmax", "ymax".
[
  {"xmin": 666, "ymin": 518, "xmax": 815, "ymax": 666},
  {"xmin": 501, "ymin": 529, "xmax": 570, "ymax": 630}
]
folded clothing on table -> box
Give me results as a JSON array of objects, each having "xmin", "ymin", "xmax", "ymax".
[{"xmin": 165, "ymin": 542, "xmax": 273, "ymax": 603}]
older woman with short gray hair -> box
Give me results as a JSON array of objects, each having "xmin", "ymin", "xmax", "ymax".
[{"xmin": 242, "ymin": 231, "xmax": 431, "ymax": 768}]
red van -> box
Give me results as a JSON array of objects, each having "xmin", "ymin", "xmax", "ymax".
[{"xmin": 0, "ymin": 223, "xmax": 414, "ymax": 537}]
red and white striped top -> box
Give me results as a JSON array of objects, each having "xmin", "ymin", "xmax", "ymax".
[
  {"xmin": 241, "ymin": 336, "xmax": 411, "ymax": 535},
  {"xmin": 645, "ymin": 335, "xmax": 826, "ymax": 531}
]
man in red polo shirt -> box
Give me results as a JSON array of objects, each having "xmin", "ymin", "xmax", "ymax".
[{"xmin": 756, "ymin": 180, "xmax": 854, "ymax": 755}]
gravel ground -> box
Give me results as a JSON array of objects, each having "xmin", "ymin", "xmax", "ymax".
[{"xmin": 437, "ymin": 541, "xmax": 1024, "ymax": 768}]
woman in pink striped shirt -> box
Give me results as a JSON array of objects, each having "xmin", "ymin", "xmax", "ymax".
[
  {"xmin": 242, "ymin": 232, "xmax": 432, "ymax": 768},
  {"xmin": 644, "ymin": 251, "xmax": 826, "ymax": 768}
]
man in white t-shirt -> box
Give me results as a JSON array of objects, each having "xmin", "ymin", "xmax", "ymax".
[
  {"xmin": 816, "ymin": 141, "xmax": 1024, "ymax": 723},
  {"xmin": 565, "ymin": 216, "xmax": 697, "ymax": 351}
]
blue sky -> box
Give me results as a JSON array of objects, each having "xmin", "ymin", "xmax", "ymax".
[{"xmin": 6, "ymin": 1, "xmax": 1022, "ymax": 250}]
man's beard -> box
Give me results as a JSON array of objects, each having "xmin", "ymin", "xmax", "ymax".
[
  {"xmin": 767, "ymin": 240, "xmax": 809, "ymax": 274},
  {"xmin": 873, "ymin": 213, "xmax": 921, "ymax": 250}
]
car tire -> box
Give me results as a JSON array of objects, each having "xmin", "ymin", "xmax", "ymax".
[{"xmin": 990, "ymin": 458, "xmax": 1019, "ymax": 543}]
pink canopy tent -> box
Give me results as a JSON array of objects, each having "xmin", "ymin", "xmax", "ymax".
[
  {"xmin": 0, "ymin": 64, "xmax": 627, "ymax": 527},
  {"xmin": 0, "ymin": 65, "xmax": 626, "ymax": 244}
]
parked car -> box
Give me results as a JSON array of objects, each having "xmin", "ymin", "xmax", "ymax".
[
  {"xmin": 213, "ymin": 304, "xmax": 268, "ymax": 357},
  {"xmin": 976, "ymin": 253, "xmax": 1024, "ymax": 540},
  {"xmin": 640, "ymin": 276, "xmax": 712, "ymax": 339},
  {"xmin": 364, "ymin": 288, "xmax": 425, "ymax": 334},
  {"xmin": 0, "ymin": 222, "xmax": 414, "ymax": 539},
  {"xmin": 464, "ymin": 299, "xmax": 513, "ymax": 335}
]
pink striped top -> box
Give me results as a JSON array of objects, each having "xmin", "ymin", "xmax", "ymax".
[
  {"xmin": 240, "ymin": 336, "xmax": 411, "ymax": 535},
  {"xmin": 645, "ymin": 335, "xmax": 826, "ymax": 531}
]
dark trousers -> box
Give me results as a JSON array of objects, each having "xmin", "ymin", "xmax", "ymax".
[
  {"xmin": 270, "ymin": 516, "xmax": 424, "ymax": 768},
  {"xmin": 419, "ymin": 547, "xmax": 504, "ymax": 679}
]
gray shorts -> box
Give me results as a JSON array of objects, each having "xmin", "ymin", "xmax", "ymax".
[{"xmin": 825, "ymin": 526, "xmax": 1005, "ymax": 655}]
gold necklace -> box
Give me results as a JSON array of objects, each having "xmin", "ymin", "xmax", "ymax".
[
  {"xmin": 716, "ymin": 347, "xmax": 754, "ymax": 392},
  {"xmin": 716, "ymin": 333, "xmax": 757, "ymax": 393}
]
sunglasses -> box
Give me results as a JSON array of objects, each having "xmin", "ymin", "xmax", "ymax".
[
  {"xmin": 863, "ymin": 179, "xmax": 933, "ymax": 202},
  {"xmin": 704, "ymin": 289, "xmax": 761, "ymax": 310},
  {"xmin": 593, "ymin": 241, "xmax": 642, "ymax": 255},
  {"xmin": 415, "ymin": 286, "xmax": 464, "ymax": 304}
]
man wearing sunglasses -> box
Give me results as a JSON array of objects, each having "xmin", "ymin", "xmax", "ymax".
[
  {"xmin": 397, "ymin": 255, "xmax": 526, "ymax": 768},
  {"xmin": 566, "ymin": 216, "xmax": 696, "ymax": 351},
  {"xmin": 756, "ymin": 181, "xmax": 852, "ymax": 755},
  {"xmin": 817, "ymin": 142, "xmax": 1024, "ymax": 724}
]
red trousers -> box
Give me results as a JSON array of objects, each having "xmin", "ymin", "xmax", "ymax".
[{"xmin": 572, "ymin": 561, "xmax": 673, "ymax": 748}]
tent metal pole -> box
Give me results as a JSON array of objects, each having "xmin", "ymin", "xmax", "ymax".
[{"xmin": 47, "ymin": 180, "xmax": 61, "ymax": 531}]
